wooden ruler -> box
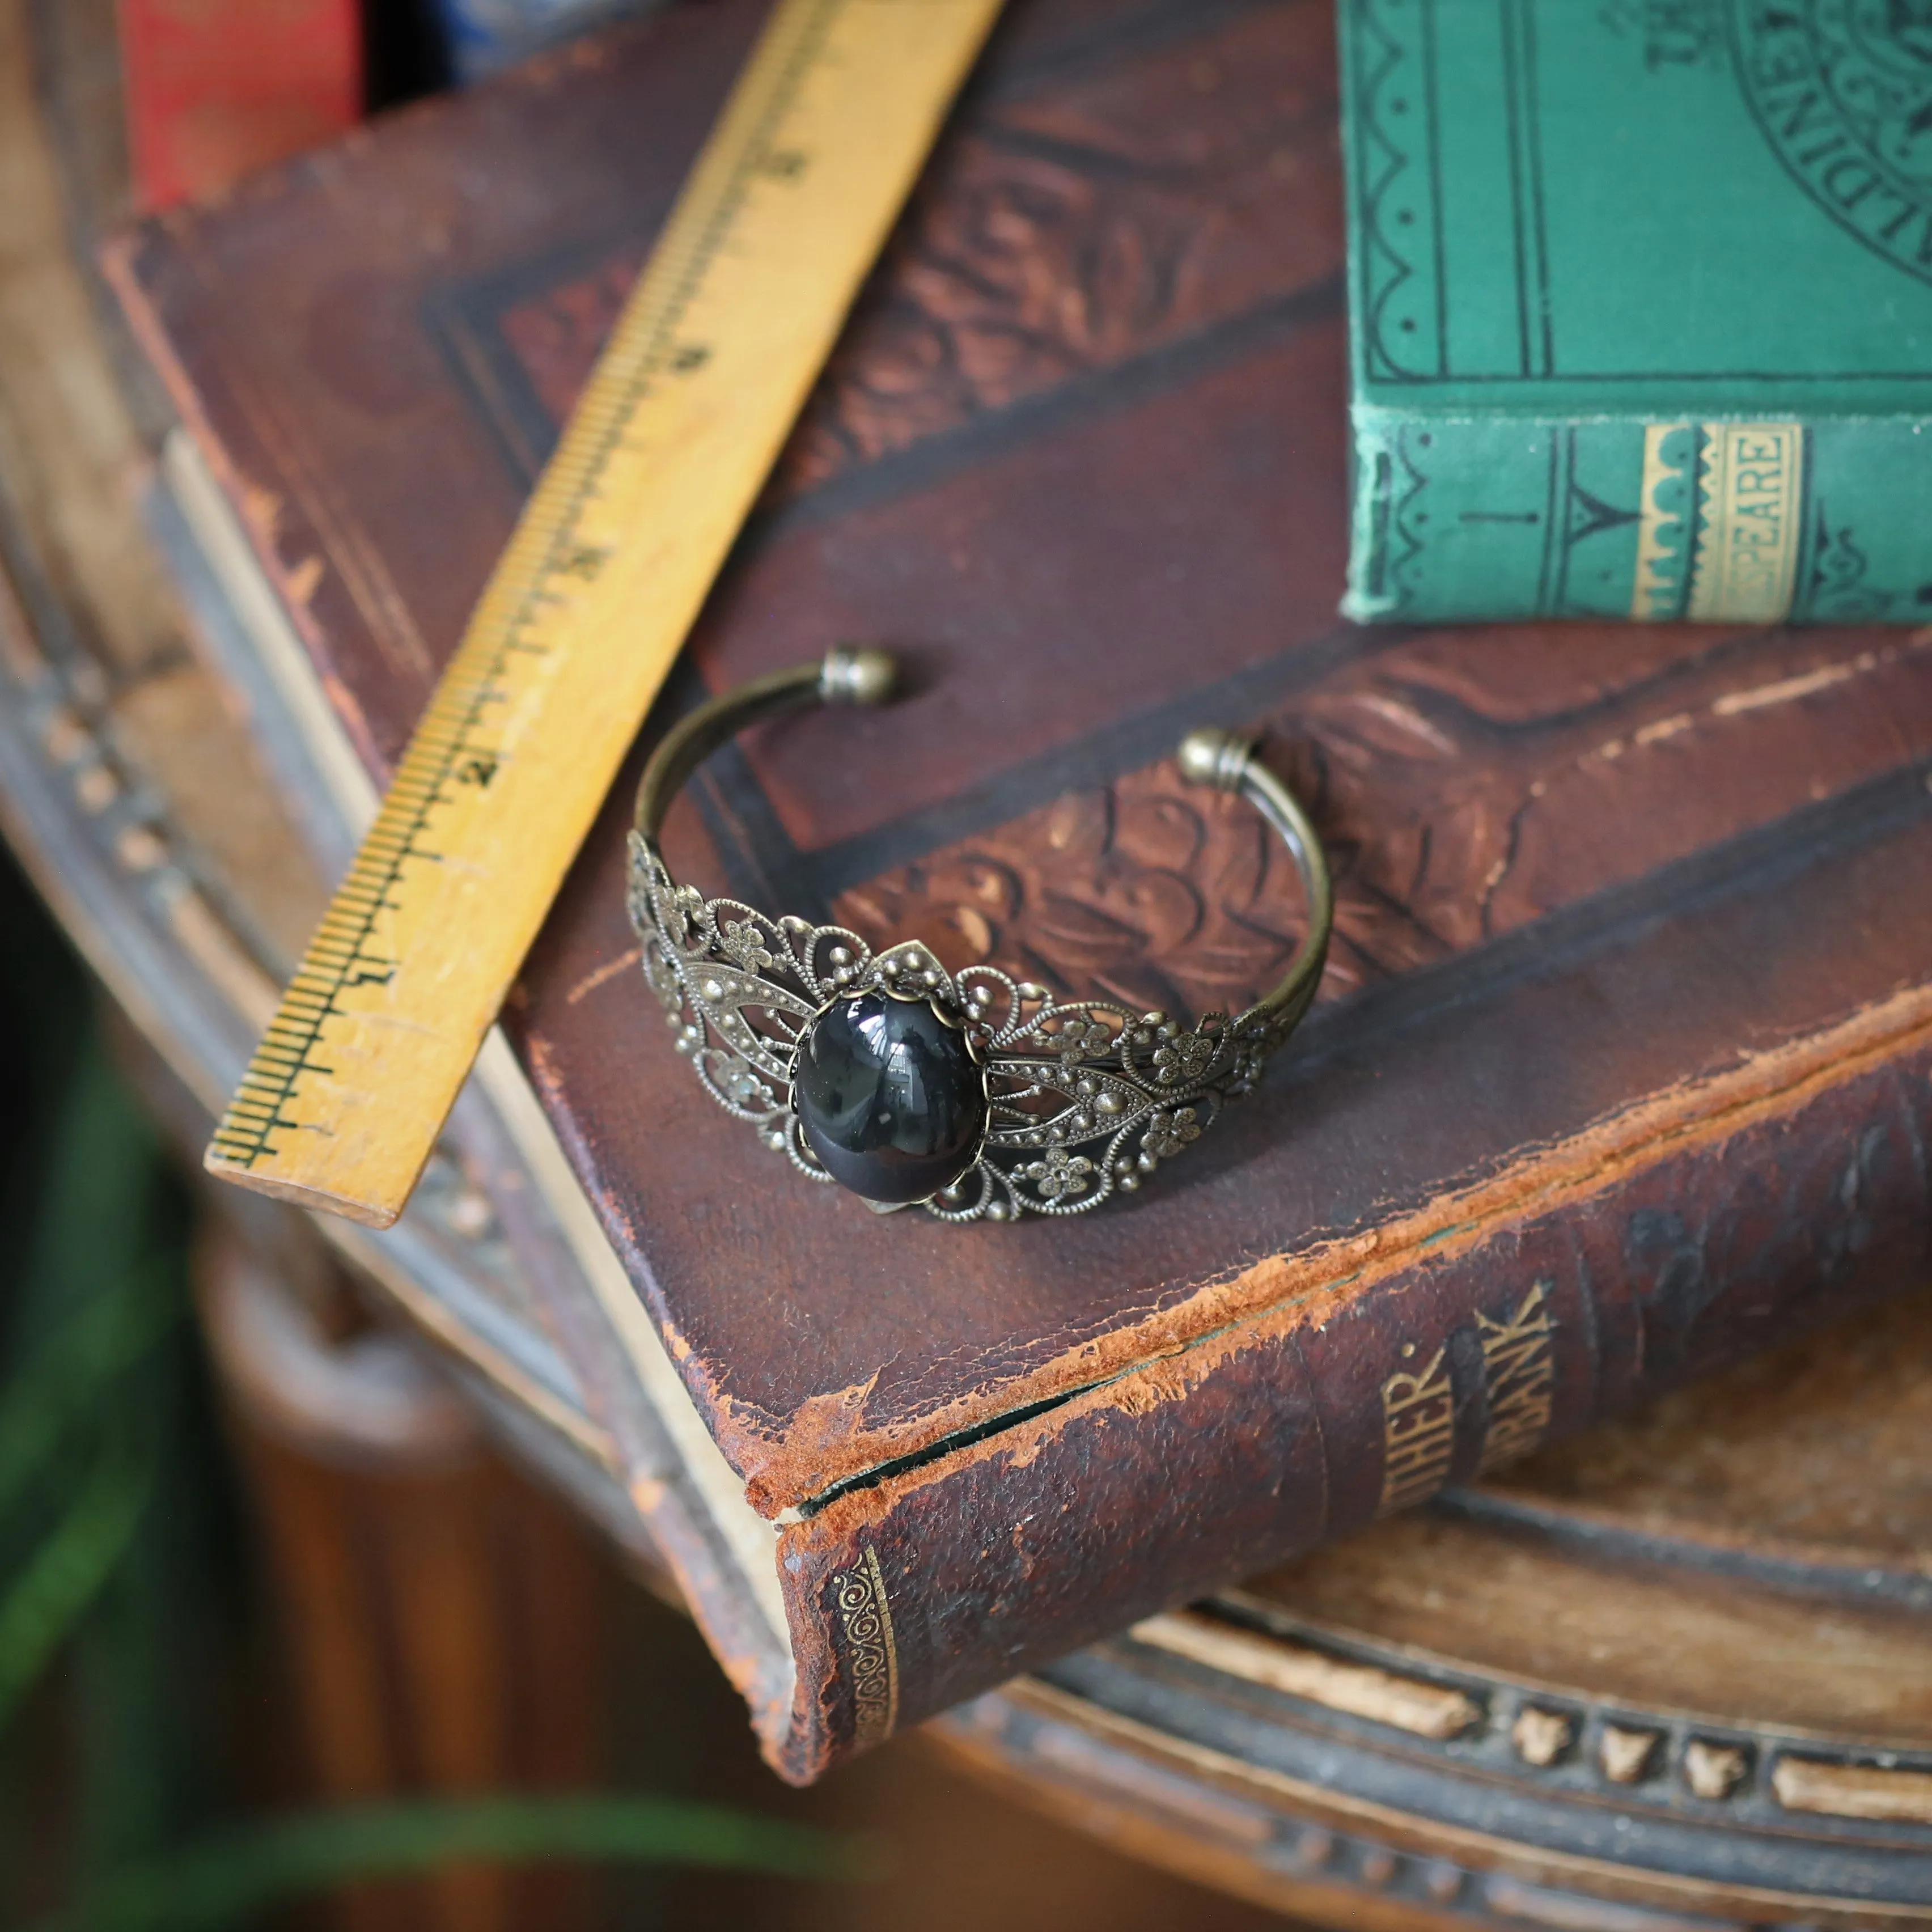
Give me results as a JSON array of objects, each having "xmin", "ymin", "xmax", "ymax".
[{"xmin": 205, "ymin": 0, "xmax": 1003, "ymax": 1228}]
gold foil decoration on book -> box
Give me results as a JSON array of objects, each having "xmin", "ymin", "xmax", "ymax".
[
  {"xmin": 1378, "ymin": 1345, "xmax": 1456, "ymax": 1514},
  {"xmin": 1689, "ymin": 422, "xmax": 1805, "ymax": 624},
  {"xmin": 1476, "ymin": 1282, "xmax": 1556, "ymax": 1472},
  {"xmin": 829, "ymin": 1545, "xmax": 899, "ymax": 1747},
  {"xmin": 1632, "ymin": 421, "xmax": 1807, "ymax": 624},
  {"xmin": 1630, "ymin": 421, "xmax": 1692, "ymax": 622}
]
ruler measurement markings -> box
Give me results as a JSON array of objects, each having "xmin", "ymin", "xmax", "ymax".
[{"xmin": 209, "ymin": 0, "xmax": 1003, "ymax": 1217}]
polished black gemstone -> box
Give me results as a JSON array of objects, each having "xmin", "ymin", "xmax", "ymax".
[{"xmin": 793, "ymin": 989, "xmax": 988, "ymax": 1205}]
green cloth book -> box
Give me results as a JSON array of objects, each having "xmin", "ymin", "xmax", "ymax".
[{"xmin": 1338, "ymin": 0, "xmax": 1932, "ymax": 625}]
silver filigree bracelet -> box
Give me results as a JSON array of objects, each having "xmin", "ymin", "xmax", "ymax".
[{"xmin": 628, "ymin": 650, "xmax": 1332, "ymax": 1222}]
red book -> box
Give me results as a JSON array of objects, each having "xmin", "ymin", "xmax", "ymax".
[{"xmin": 118, "ymin": 0, "xmax": 362, "ymax": 210}]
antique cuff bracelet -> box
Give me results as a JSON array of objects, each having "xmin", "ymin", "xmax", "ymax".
[{"xmin": 628, "ymin": 650, "xmax": 1332, "ymax": 1222}]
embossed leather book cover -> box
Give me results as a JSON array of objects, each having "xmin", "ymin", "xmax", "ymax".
[
  {"xmin": 108, "ymin": 0, "xmax": 1932, "ymax": 1781},
  {"xmin": 1340, "ymin": 0, "xmax": 1932, "ymax": 628}
]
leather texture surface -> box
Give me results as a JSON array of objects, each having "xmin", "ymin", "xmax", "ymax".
[{"xmin": 108, "ymin": 0, "xmax": 1932, "ymax": 1778}]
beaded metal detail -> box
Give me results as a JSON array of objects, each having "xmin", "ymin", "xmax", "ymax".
[{"xmin": 629, "ymin": 651, "xmax": 1332, "ymax": 1222}]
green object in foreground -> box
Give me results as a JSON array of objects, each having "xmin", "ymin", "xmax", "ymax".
[
  {"xmin": 0, "ymin": 1268, "xmax": 180, "ymax": 1528},
  {"xmin": 0, "ymin": 1423, "xmax": 154, "ymax": 1734},
  {"xmin": 0, "ymin": 976, "xmax": 855, "ymax": 1921},
  {"xmin": 31, "ymin": 1795, "xmax": 867, "ymax": 1932},
  {"xmin": 1338, "ymin": 0, "xmax": 1932, "ymax": 625}
]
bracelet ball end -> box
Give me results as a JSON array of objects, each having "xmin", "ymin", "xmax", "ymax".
[
  {"xmin": 820, "ymin": 646, "xmax": 898, "ymax": 707},
  {"xmin": 1177, "ymin": 727, "xmax": 1255, "ymax": 793}
]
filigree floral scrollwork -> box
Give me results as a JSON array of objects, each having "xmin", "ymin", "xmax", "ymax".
[
  {"xmin": 1024, "ymin": 1146, "xmax": 1094, "ymax": 1202},
  {"xmin": 1035, "ymin": 1014, "xmax": 1112, "ymax": 1064},
  {"xmin": 1141, "ymin": 1107, "xmax": 1202, "ymax": 1163},
  {"xmin": 627, "ymin": 829, "xmax": 1298, "ymax": 1224},
  {"xmin": 719, "ymin": 917, "xmax": 774, "ymax": 973},
  {"xmin": 1218, "ymin": 1012, "xmax": 1282, "ymax": 1097},
  {"xmin": 719, "ymin": 1061, "xmax": 777, "ymax": 1113},
  {"xmin": 667, "ymin": 883, "xmax": 707, "ymax": 952},
  {"xmin": 1149, "ymin": 1024, "xmax": 1217, "ymax": 1087}
]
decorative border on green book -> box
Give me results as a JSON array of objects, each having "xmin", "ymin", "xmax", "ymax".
[
  {"xmin": 1730, "ymin": 1, "xmax": 1932, "ymax": 294},
  {"xmin": 1344, "ymin": 0, "xmax": 1932, "ymax": 389},
  {"xmin": 1348, "ymin": 0, "xmax": 1447, "ymax": 383},
  {"xmin": 1348, "ymin": 408, "xmax": 1916, "ymax": 626},
  {"xmin": 1346, "ymin": 0, "xmax": 1558, "ymax": 385}
]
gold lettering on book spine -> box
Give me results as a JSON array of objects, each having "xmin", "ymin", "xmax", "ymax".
[
  {"xmin": 1687, "ymin": 422, "xmax": 1805, "ymax": 625},
  {"xmin": 830, "ymin": 1544, "xmax": 899, "ymax": 1747},
  {"xmin": 1477, "ymin": 1282, "xmax": 1556, "ymax": 1473},
  {"xmin": 1378, "ymin": 1347, "xmax": 1456, "ymax": 1514}
]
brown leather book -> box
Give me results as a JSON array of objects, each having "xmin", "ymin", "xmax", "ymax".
[{"xmin": 105, "ymin": 0, "xmax": 1932, "ymax": 1783}]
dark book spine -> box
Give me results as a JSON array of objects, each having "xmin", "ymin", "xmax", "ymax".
[{"xmin": 766, "ymin": 994, "xmax": 1932, "ymax": 1780}]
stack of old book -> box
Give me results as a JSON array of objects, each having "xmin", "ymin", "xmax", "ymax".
[{"xmin": 6, "ymin": 0, "xmax": 1928, "ymax": 1920}]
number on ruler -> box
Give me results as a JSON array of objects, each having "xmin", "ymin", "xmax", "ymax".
[{"xmin": 204, "ymin": 0, "xmax": 1009, "ymax": 1223}]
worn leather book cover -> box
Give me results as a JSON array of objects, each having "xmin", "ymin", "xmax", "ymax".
[
  {"xmin": 1338, "ymin": 0, "xmax": 1932, "ymax": 628},
  {"xmin": 107, "ymin": 0, "xmax": 1932, "ymax": 1782}
]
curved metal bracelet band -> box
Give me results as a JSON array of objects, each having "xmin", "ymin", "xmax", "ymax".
[{"xmin": 627, "ymin": 649, "xmax": 1332, "ymax": 1222}]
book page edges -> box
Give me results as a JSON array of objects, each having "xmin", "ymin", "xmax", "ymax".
[{"xmin": 160, "ymin": 427, "xmax": 794, "ymax": 1658}]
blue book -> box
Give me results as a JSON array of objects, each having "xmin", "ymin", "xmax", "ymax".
[{"xmin": 431, "ymin": 0, "xmax": 645, "ymax": 80}]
